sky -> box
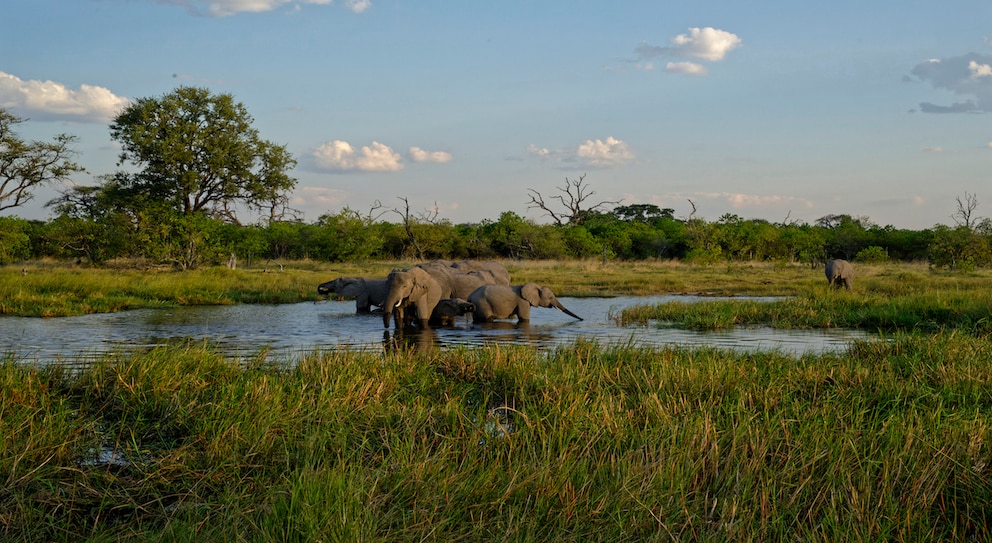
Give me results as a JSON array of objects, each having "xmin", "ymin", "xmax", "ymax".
[{"xmin": 3, "ymin": 0, "xmax": 992, "ymax": 230}]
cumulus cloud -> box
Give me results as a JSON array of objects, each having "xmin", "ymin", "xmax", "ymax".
[
  {"xmin": 576, "ymin": 137, "xmax": 635, "ymax": 167},
  {"xmin": 312, "ymin": 140, "xmax": 403, "ymax": 172},
  {"xmin": 909, "ymin": 54, "xmax": 992, "ymax": 113},
  {"xmin": 154, "ymin": 0, "xmax": 367, "ymax": 17},
  {"xmin": 665, "ymin": 62, "xmax": 707, "ymax": 76},
  {"xmin": 0, "ymin": 71, "xmax": 130, "ymax": 122},
  {"xmin": 634, "ymin": 27, "xmax": 741, "ymax": 74},
  {"xmin": 528, "ymin": 137, "xmax": 635, "ymax": 169},
  {"xmin": 408, "ymin": 147, "xmax": 453, "ymax": 164}
]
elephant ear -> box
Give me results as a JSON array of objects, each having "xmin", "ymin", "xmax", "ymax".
[{"xmin": 519, "ymin": 283, "xmax": 542, "ymax": 306}]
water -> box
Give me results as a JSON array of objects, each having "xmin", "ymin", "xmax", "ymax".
[{"xmin": 0, "ymin": 295, "xmax": 871, "ymax": 363}]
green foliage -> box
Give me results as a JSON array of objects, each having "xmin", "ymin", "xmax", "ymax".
[
  {"xmin": 929, "ymin": 224, "xmax": 992, "ymax": 271},
  {"xmin": 109, "ymin": 86, "xmax": 297, "ymax": 221},
  {"xmin": 855, "ymin": 245, "xmax": 889, "ymax": 263},
  {"xmin": 0, "ymin": 216, "xmax": 31, "ymax": 264}
]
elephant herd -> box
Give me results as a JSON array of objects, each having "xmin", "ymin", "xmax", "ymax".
[{"xmin": 317, "ymin": 259, "xmax": 583, "ymax": 329}]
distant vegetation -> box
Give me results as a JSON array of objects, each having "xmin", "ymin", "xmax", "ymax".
[{"xmin": 2, "ymin": 91, "xmax": 990, "ymax": 271}]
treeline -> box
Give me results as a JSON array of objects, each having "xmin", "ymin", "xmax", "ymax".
[{"xmin": 2, "ymin": 206, "xmax": 991, "ymax": 270}]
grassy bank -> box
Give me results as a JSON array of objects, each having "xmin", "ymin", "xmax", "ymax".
[
  {"xmin": 616, "ymin": 263, "xmax": 992, "ymax": 337},
  {"xmin": 3, "ymin": 259, "xmax": 971, "ymax": 318},
  {"xmin": 3, "ymin": 337, "xmax": 992, "ymax": 541}
]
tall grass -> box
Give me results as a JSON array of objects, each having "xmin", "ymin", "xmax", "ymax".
[{"xmin": 3, "ymin": 337, "xmax": 992, "ymax": 541}]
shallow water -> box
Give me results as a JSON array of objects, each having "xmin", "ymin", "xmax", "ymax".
[{"xmin": 0, "ymin": 295, "xmax": 871, "ymax": 363}]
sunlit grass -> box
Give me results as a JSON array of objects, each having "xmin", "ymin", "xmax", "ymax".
[{"xmin": 3, "ymin": 337, "xmax": 992, "ymax": 541}]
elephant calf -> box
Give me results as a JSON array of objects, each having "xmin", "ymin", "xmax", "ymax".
[
  {"xmin": 825, "ymin": 259, "xmax": 853, "ymax": 290},
  {"xmin": 430, "ymin": 298, "xmax": 476, "ymax": 326},
  {"xmin": 467, "ymin": 283, "xmax": 582, "ymax": 323}
]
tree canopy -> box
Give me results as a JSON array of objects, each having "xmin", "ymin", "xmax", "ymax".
[{"xmin": 109, "ymin": 86, "xmax": 297, "ymax": 224}]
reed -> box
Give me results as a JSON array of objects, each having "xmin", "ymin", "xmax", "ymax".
[{"xmin": 3, "ymin": 337, "xmax": 991, "ymax": 541}]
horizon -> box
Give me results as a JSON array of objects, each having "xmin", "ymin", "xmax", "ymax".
[{"xmin": 3, "ymin": 1, "xmax": 991, "ymax": 230}]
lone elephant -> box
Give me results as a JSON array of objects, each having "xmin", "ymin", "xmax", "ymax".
[
  {"xmin": 317, "ymin": 276, "xmax": 387, "ymax": 312},
  {"xmin": 467, "ymin": 283, "xmax": 582, "ymax": 323},
  {"xmin": 430, "ymin": 298, "xmax": 476, "ymax": 326},
  {"xmin": 382, "ymin": 267, "xmax": 443, "ymax": 329},
  {"xmin": 825, "ymin": 259, "xmax": 853, "ymax": 290}
]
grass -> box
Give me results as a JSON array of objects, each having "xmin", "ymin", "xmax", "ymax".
[
  {"xmin": 615, "ymin": 263, "xmax": 992, "ymax": 337},
  {"xmin": 4, "ymin": 259, "xmax": 992, "ymax": 540},
  {"xmin": 2, "ymin": 337, "xmax": 992, "ymax": 541}
]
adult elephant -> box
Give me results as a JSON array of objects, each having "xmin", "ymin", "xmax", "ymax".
[
  {"xmin": 382, "ymin": 267, "xmax": 443, "ymax": 329},
  {"xmin": 450, "ymin": 260, "xmax": 511, "ymax": 285},
  {"xmin": 415, "ymin": 262, "xmax": 501, "ymax": 300},
  {"xmin": 825, "ymin": 259, "xmax": 854, "ymax": 290},
  {"xmin": 467, "ymin": 283, "xmax": 583, "ymax": 323},
  {"xmin": 317, "ymin": 277, "xmax": 387, "ymax": 312}
]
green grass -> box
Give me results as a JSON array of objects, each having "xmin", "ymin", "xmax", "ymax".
[
  {"xmin": 616, "ymin": 267, "xmax": 992, "ymax": 337},
  {"xmin": 3, "ymin": 337, "xmax": 992, "ymax": 541}
]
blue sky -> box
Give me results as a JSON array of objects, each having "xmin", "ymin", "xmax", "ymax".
[{"xmin": 3, "ymin": 0, "xmax": 991, "ymax": 229}]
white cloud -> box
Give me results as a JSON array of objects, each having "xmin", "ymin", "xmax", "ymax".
[
  {"xmin": 969, "ymin": 60, "xmax": 992, "ymax": 79},
  {"xmin": 632, "ymin": 27, "xmax": 740, "ymax": 76},
  {"xmin": 312, "ymin": 140, "xmax": 403, "ymax": 172},
  {"xmin": 920, "ymin": 146, "xmax": 944, "ymax": 153},
  {"xmin": 665, "ymin": 62, "xmax": 707, "ymax": 76},
  {"xmin": 155, "ymin": 0, "xmax": 366, "ymax": 17},
  {"xmin": 528, "ymin": 137, "xmax": 635, "ymax": 168},
  {"xmin": 0, "ymin": 71, "xmax": 130, "ymax": 122},
  {"xmin": 669, "ymin": 27, "xmax": 742, "ymax": 62},
  {"xmin": 408, "ymin": 146, "xmax": 453, "ymax": 164},
  {"xmin": 576, "ymin": 137, "xmax": 635, "ymax": 167}
]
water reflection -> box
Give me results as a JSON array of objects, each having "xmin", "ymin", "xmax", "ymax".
[{"xmin": 0, "ymin": 295, "xmax": 871, "ymax": 363}]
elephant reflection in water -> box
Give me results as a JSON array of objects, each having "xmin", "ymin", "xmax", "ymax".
[{"xmin": 382, "ymin": 329, "xmax": 439, "ymax": 352}]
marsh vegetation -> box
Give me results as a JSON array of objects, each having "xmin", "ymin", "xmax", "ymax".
[{"xmin": 2, "ymin": 260, "xmax": 991, "ymax": 541}]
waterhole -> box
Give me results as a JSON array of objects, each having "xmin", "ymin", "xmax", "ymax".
[{"xmin": 1, "ymin": 295, "xmax": 871, "ymax": 364}]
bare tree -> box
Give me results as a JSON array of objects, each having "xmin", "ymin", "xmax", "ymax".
[
  {"xmin": 1, "ymin": 109, "xmax": 84, "ymax": 211},
  {"xmin": 527, "ymin": 173, "xmax": 621, "ymax": 226},
  {"xmin": 952, "ymin": 192, "xmax": 981, "ymax": 230},
  {"xmin": 392, "ymin": 197, "xmax": 441, "ymax": 260}
]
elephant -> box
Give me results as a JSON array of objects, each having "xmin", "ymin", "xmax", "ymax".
[
  {"xmin": 467, "ymin": 283, "xmax": 583, "ymax": 323},
  {"xmin": 450, "ymin": 260, "xmax": 511, "ymax": 285},
  {"xmin": 825, "ymin": 259, "xmax": 853, "ymax": 290},
  {"xmin": 414, "ymin": 262, "xmax": 502, "ymax": 300},
  {"xmin": 382, "ymin": 267, "xmax": 443, "ymax": 329},
  {"xmin": 317, "ymin": 276, "xmax": 387, "ymax": 312},
  {"xmin": 430, "ymin": 298, "xmax": 476, "ymax": 326}
]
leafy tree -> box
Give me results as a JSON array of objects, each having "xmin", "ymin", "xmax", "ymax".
[
  {"xmin": 613, "ymin": 204, "xmax": 674, "ymax": 223},
  {"xmin": 0, "ymin": 108, "xmax": 84, "ymax": 212},
  {"xmin": 0, "ymin": 216, "xmax": 32, "ymax": 263},
  {"xmin": 929, "ymin": 224, "xmax": 992, "ymax": 271},
  {"xmin": 109, "ymin": 86, "xmax": 297, "ymax": 224}
]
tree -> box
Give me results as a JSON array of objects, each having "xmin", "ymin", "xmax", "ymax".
[
  {"xmin": 527, "ymin": 173, "xmax": 621, "ymax": 226},
  {"xmin": 0, "ymin": 108, "xmax": 84, "ymax": 212},
  {"xmin": 109, "ymin": 86, "xmax": 297, "ymax": 224},
  {"xmin": 612, "ymin": 204, "xmax": 674, "ymax": 223},
  {"xmin": 952, "ymin": 192, "xmax": 982, "ymax": 230}
]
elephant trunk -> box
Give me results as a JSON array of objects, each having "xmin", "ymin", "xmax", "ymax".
[
  {"xmin": 383, "ymin": 296, "xmax": 402, "ymax": 328},
  {"xmin": 555, "ymin": 301, "xmax": 583, "ymax": 321}
]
